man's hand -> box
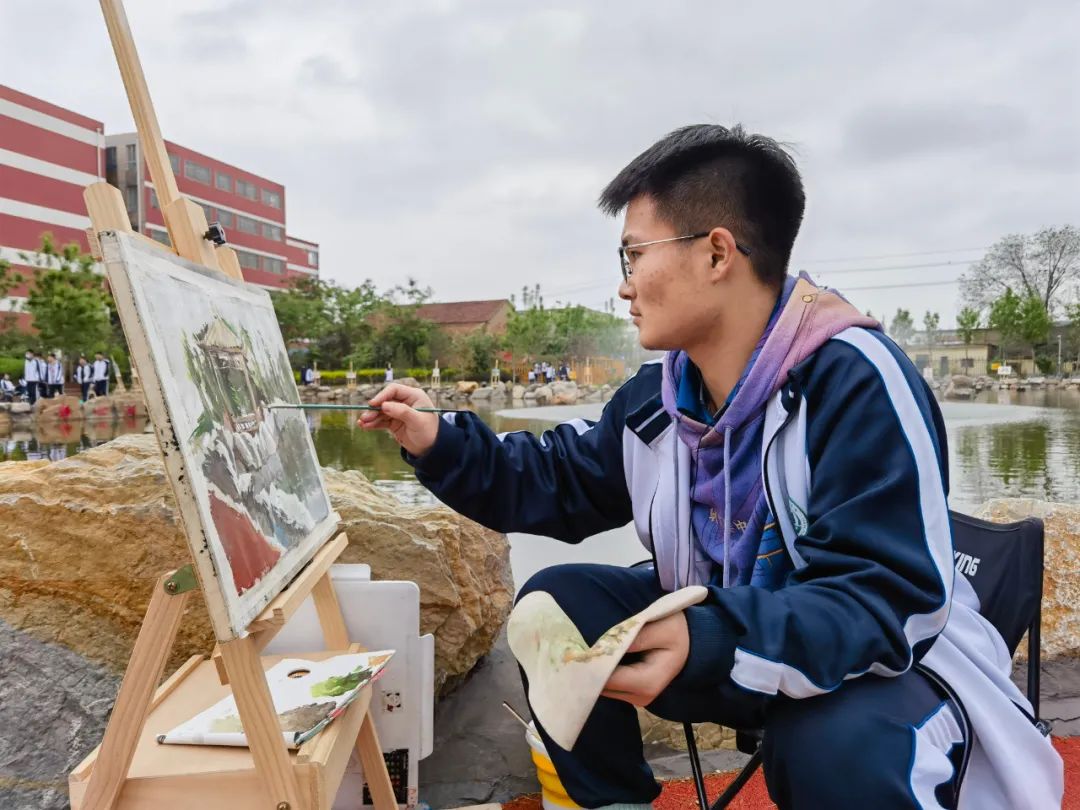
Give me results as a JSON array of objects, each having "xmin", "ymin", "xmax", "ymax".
[
  {"xmin": 600, "ymin": 611, "xmax": 690, "ymax": 707},
  {"xmin": 357, "ymin": 383, "xmax": 440, "ymax": 457}
]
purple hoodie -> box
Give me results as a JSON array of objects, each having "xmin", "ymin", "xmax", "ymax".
[{"xmin": 660, "ymin": 272, "xmax": 880, "ymax": 588}]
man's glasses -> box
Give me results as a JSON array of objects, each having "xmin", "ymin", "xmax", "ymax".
[{"xmin": 619, "ymin": 232, "xmax": 752, "ymax": 282}]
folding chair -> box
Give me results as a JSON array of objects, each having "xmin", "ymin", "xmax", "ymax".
[{"xmin": 684, "ymin": 509, "xmax": 1050, "ymax": 809}]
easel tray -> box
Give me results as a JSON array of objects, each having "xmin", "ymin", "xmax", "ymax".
[{"xmin": 70, "ymin": 648, "xmax": 373, "ymax": 810}]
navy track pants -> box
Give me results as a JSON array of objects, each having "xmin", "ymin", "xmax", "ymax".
[{"xmin": 517, "ymin": 563, "xmax": 967, "ymax": 809}]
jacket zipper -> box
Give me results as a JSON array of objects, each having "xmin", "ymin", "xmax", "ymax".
[{"xmin": 761, "ymin": 382, "xmax": 800, "ymax": 536}]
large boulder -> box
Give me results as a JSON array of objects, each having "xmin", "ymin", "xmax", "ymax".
[
  {"xmin": 0, "ymin": 432, "xmax": 510, "ymax": 689},
  {"xmin": 533, "ymin": 385, "xmax": 553, "ymax": 405},
  {"xmin": 512, "ymin": 384, "xmax": 525, "ymax": 400},
  {"xmin": 325, "ymin": 469, "xmax": 512, "ymax": 692},
  {"xmin": 82, "ymin": 395, "xmax": 116, "ymax": 421},
  {"xmin": 470, "ymin": 387, "xmax": 493, "ymax": 401},
  {"xmin": 34, "ymin": 395, "xmax": 83, "ymax": 422},
  {"xmin": 110, "ymin": 392, "xmax": 149, "ymax": 419},
  {"xmin": 972, "ymin": 499, "xmax": 1080, "ymax": 661},
  {"xmin": 551, "ymin": 381, "xmax": 578, "ymax": 406},
  {"xmin": 944, "ymin": 375, "xmax": 975, "ymax": 400}
]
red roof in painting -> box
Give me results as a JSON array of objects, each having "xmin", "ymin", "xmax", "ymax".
[{"xmin": 414, "ymin": 299, "xmax": 510, "ymax": 325}]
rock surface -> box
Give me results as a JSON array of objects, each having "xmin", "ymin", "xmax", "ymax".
[
  {"xmin": 33, "ymin": 395, "xmax": 83, "ymax": 422},
  {"xmin": 456, "ymin": 381, "xmax": 479, "ymax": 395},
  {"xmin": 973, "ymin": 499, "xmax": 1080, "ymax": 660}
]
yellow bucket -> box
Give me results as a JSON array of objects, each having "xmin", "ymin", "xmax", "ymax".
[{"xmin": 526, "ymin": 722, "xmax": 580, "ymax": 809}]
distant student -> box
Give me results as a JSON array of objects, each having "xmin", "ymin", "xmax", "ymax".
[
  {"xmin": 92, "ymin": 352, "xmax": 110, "ymax": 397},
  {"xmin": 528, "ymin": 368, "xmax": 536, "ymax": 384},
  {"xmin": 45, "ymin": 353, "xmax": 64, "ymax": 398},
  {"xmin": 74, "ymin": 356, "xmax": 93, "ymax": 401},
  {"xmin": 23, "ymin": 349, "xmax": 44, "ymax": 405},
  {"xmin": 385, "ymin": 363, "xmax": 394, "ymax": 383},
  {"xmin": 0, "ymin": 374, "xmax": 15, "ymax": 402}
]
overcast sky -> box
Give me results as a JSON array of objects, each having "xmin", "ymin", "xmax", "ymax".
[{"xmin": 4, "ymin": 0, "xmax": 1078, "ymax": 328}]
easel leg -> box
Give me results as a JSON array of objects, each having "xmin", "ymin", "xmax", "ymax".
[
  {"xmin": 219, "ymin": 635, "xmax": 306, "ymax": 809},
  {"xmin": 311, "ymin": 571, "xmax": 397, "ymax": 809},
  {"xmin": 357, "ymin": 713, "xmax": 397, "ymax": 810},
  {"xmin": 82, "ymin": 572, "xmax": 190, "ymax": 810}
]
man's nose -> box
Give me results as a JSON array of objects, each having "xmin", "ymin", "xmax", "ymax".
[{"xmin": 618, "ymin": 279, "xmax": 633, "ymax": 300}]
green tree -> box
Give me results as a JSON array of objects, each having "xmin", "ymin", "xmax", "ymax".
[
  {"xmin": 956, "ymin": 306, "xmax": 981, "ymax": 370},
  {"xmin": 1066, "ymin": 300, "xmax": 1080, "ymax": 369},
  {"xmin": 1018, "ymin": 294, "xmax": 1052, "ymax": 367},
  {"xmin": 0, "ymin": 234, "xmax": 115, "ymax": 369},
  {"xmin": 889, "ymin": 308, "xmax": 914, "ymax": 349},
  {"xmin": 988, "ymin": 288, "xmax": 1023, "ymax": 365},
  {"xmin": 922, "ymin": 310, "xmax": 940, "ymax": 371},
  {"xmin": 456, "ymin": 330, "xmax": 503, "ymax": 381},
  {"xmin": 271, "ymin": 276, "xmax": 331, "ymax": 345},
  {"xmin": 368, "ymin": 278, "xmax": 441, "ymax": 368}
]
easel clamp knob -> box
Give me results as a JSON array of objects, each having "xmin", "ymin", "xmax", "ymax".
[{"xmin": 204, "ymin": 222, "xmax": 227, "ymax": 246}]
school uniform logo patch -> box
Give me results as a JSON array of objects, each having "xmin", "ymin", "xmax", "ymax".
[{"xmin": 788, "ymin": 499, "xmax": 809, "ymax": 535}]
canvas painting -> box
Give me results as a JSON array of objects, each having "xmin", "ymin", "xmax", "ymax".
[{"xmin": 101, "ymin": 231, "xmax": 339, "ymax": 639}]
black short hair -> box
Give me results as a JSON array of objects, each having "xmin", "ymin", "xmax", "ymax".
[{"xmin": 598, "ymin": 124, "xmax": 805, "ymax": 290}]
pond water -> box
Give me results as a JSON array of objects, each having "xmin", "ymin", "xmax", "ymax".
[
  {"xmin": 4, "ymin": 390, "xmax": 1080, "ymax": 507},
  {"xmin": 3, "ymin": 389, "xmax": 1078, "ymax": 587}
]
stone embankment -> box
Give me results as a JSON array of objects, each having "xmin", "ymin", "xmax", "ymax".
[{"xmin": 300, "ymin": 378, "xmax": 617, "ymax": 408}]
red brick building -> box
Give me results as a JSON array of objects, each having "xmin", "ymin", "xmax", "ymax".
[
  {"xmin": 0, "ymin": 84, "xmax": 105, "ymax": 329},
  {"xmin": 0, "ymin": 83, "xmax": 319, "ymax": 332},
  {"xmin": 105, "ymin": 134, "xmax": 319, "ymax": 289},
  {"xmin": 414, "ymin": 299, "xmax": 513, "ymax": 336}
]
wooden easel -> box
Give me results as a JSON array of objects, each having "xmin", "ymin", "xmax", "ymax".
[{"xmin": 69, "ymin": 2, "xmax": 397, "ymax": 808}]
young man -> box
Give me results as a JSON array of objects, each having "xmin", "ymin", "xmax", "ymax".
[
  {"xmin": 23, "ymin": 350, "xmax": 43, "ymax": 405},
  {"xmin": 74, "ymin": 356, "xmax": 93, "ymax": 401},
  {"xmin": 92, "ymin": 352, "xmax": 110, "ymax": 398},
  {"xmin": 45, "ymin": 353, "xmax": 64, "ymax": 398},
  {"xmin": 361, "ymin": 126, "xmax": 1062, "ymax": 809},
  {"xmin": 0, "ymin": 374, "xmax": 15, "ymax": 401}
]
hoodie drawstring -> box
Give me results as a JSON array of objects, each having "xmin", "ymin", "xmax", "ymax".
[{"xmin": 722, "ymin": 425, "xmax": 732, "ymax": 588}]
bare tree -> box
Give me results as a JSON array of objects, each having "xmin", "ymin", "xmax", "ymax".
[{"xmin": 961, "ymin": 226, "xmax": 1080, "ymax": 314}]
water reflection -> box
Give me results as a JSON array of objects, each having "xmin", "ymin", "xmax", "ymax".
[{"xmin": 0, "ymin": 416, "xmax": 150, "ymax": 462}]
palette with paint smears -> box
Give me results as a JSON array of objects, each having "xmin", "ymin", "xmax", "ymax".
[{"xmin": 508, "ymin": 585, "xmax": 708, "ymax": 750}]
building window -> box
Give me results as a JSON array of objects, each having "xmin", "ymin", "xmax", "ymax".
[
  {"xmin": 215, "ymin": 172, "xmax": 232, "ymax": 192},
  {"xmin": 168, "ymin": 153, "xmax": 180, "ymax": 173},
  {"xmin": 236, "ymin": 250, "xmax": 259, "ymax": 270},
  {"xmin": 125, "ymin": 143, "xmax": 137, "ymax": 164},
  {"xmin": 184, "ymin": 160, "xmax": 211, "ymax": 184},
  {"xmin": 261, "ymin": 223, "xmax": 282, "ymax": 241},
  {"xmin": 125, "ymin": 186, "xmax": 138, "ymax": 211},
  {"xmin": 199, "ymin": 203, "xmax": 215, "ymax": 222},
  {"xmin": 236, "ymin": 179, "xmax": 257, "ymax": 200},
  {"xmin": 307, "ymin": 250, "xmax": 318, "ymax": 268},
  {"xmin": 261, "ymin": 257, "xmax": 284, "ymax": 274},
  {"xmin": 150, "ymin": 229, "xmax": 171, "ymax": 246},
  {"xmin": 217, "ymin": 209, "xmax": 233, "ymax": 227},
  {"xmin": 149, "ymin": 189, "xmax": 158, "ymax": 209},
  {"xmin": 261, "ymin": 189, "xmax": 282, "ymax": 208},
  {"xmin": 236, "ymin": 215, "xmax": 258, "ymax": 235}
]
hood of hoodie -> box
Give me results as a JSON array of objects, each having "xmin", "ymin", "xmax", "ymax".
[{"xmin": 659, "ymin": 272, "xmax": 881, "ymax": 586}]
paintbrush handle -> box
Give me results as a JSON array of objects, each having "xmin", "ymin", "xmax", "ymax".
[{"xmin": 269, "ymin": 403, "xmax": 455, "ymax": 414}]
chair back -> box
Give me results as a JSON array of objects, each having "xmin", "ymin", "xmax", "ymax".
[{"xmin": 949, "ymin": 510, "xmax": 1044, "ymax": 657}]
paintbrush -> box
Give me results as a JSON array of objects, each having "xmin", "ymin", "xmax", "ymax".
[
  {"xmin": 502, "ymin": 701, "xmax": 532, "ymax": 731},
  {"xmin": 267, "ymin": 403, "xmax": 456, "ymax": 414}
]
